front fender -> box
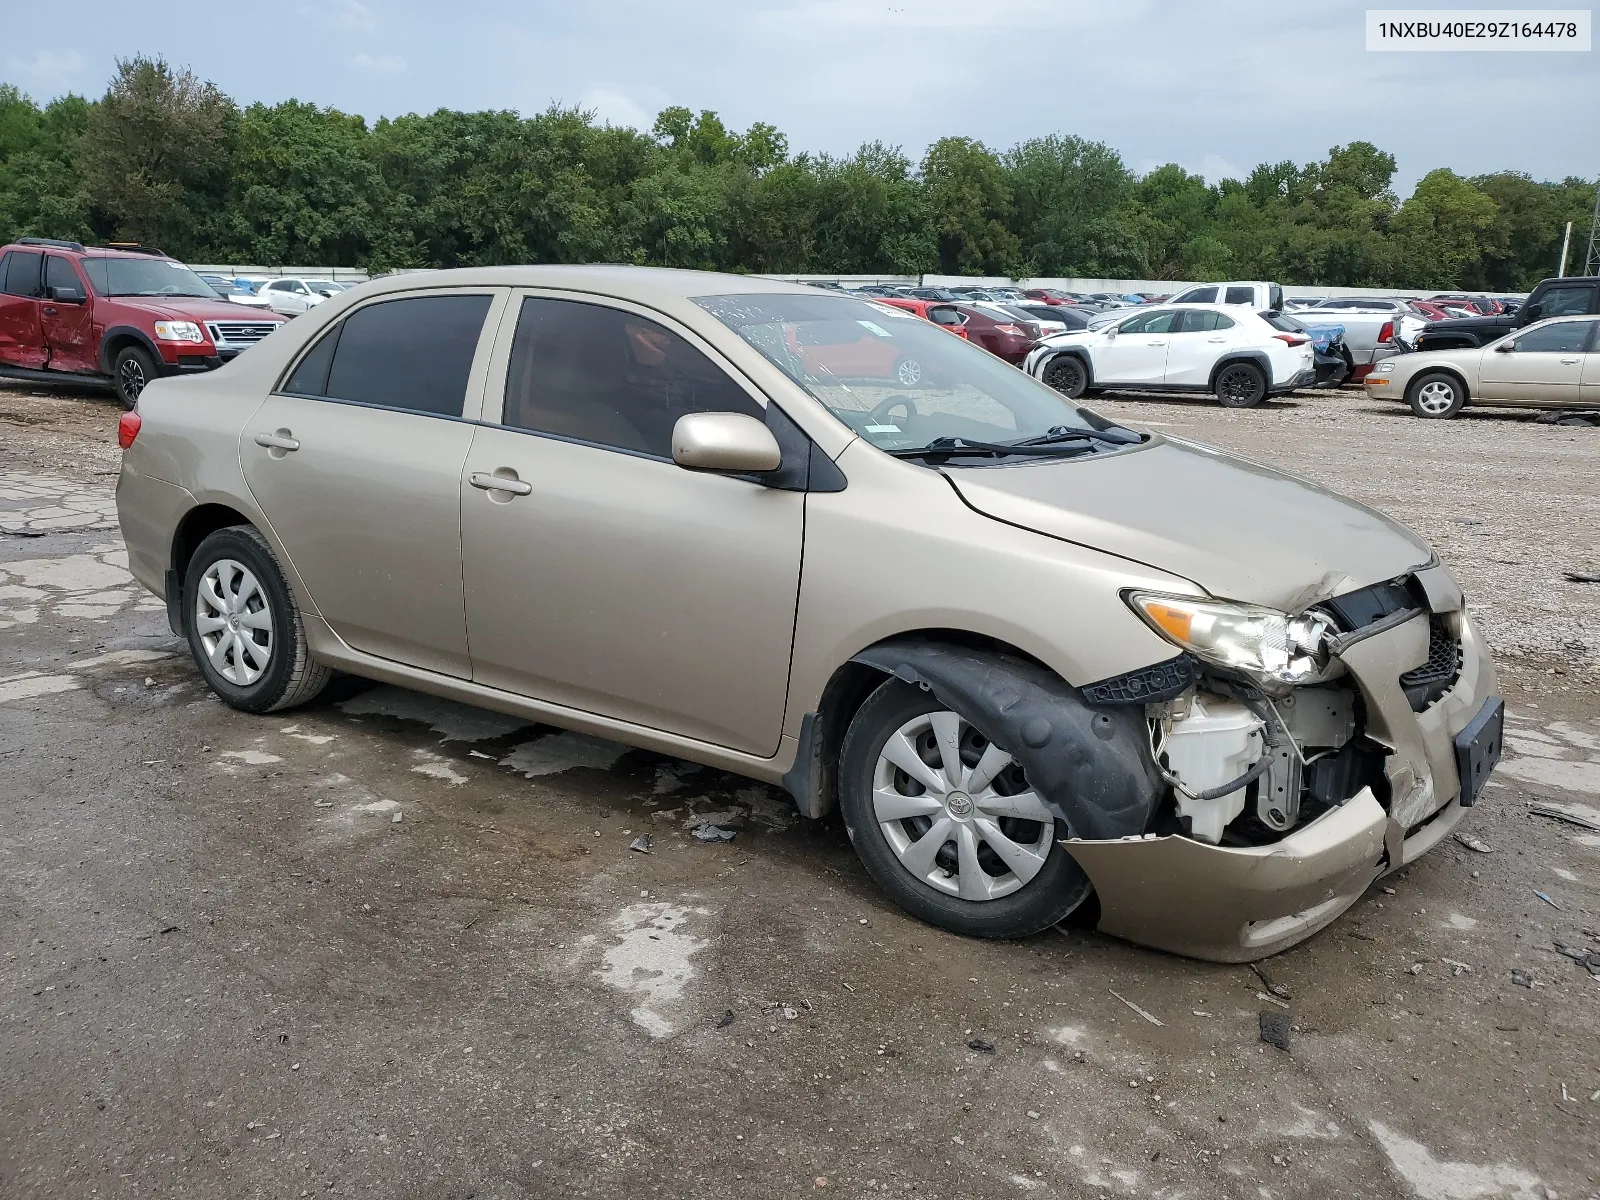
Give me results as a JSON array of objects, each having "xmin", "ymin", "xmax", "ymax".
[{"xmin": 852, "ymin": 639, "xmax": 1162, "ymax": 840}]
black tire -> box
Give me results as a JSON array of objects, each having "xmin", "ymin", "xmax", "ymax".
[
  {"xmin": 1042, "ymin": 354, "xmax": 1088, "ymax": 399},
  {"xmin": 113, "ymin": 344, "xmax": 158, "ymax": 411},
  {"xmin": 1405, "ymin": 370, "xmax": 1468, "ymax": 419},
  {"xmin": 183, "ymin": 524, "xmax": 332, "ymax": 713},
  {"xmin": 838, "ymin": 679, "xmax": 1093, "ymax": 939},
  {"xmin": 1214, "ymin": 361, "xmax": 1267, "ymax": 408}
]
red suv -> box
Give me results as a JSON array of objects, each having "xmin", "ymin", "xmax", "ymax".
[{"xmin": 0, "ymin": 238, "xmax": 288, "ymax": 408}]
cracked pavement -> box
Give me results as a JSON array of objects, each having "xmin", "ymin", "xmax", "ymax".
[{"xmin": 1, "ymin": 381, "xmax": 1595, "ymax": 1199}]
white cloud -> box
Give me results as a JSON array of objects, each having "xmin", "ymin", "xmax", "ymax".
[
  {"xmin": 579, "ymin": 86, "xmax": 654, "ymax": 131},
  {"xmin": 1195, "ymin": 154, "xmax": 1245, "ymax": 184},
  {"xmin": 331, "ymin": 0, "xmax": 378, "ymax": 31},
  {"xmin": 351, "ymin": 52, "xmax": 407, "ymax": 74},
  {"xmin": 6, "ymin": 49, "xmax": 85, "ymax": 82}
]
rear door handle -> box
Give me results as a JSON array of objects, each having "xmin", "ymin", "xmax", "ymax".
[
  {"xmin": 1560, "ymin": 357, "xmax": 1579, "ymax": 364},
  {"xmin": 470, "ymin": 471, "xmax": 532, "ymax": 497},
  {"xmin": 253, "ymin": 431, "xmax": 300, "ymax": 451}
]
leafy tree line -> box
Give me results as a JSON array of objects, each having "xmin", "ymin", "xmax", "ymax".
[{"xmin": 1, "ymin": 57, "xmax": 1592, "ymax": 290}]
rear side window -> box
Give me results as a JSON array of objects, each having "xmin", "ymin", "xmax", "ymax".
[
  {"xmin": 500, "ymin": 297, "xmax": 763, "ymax": 458},
  {"xmin": 286, "ymin": 294, "xmax": 491, "ymax": 417},
  {"xmin": 1223, "ymin": 286, "xmax": 1255, "ymax": 305},
  {"xmin": 2, "ymin": 250, "xmax": 43, "ymax": 298},
  {"xmin": 1178, "ymin": 310, "xmax": 1235, "ymax": 332}
]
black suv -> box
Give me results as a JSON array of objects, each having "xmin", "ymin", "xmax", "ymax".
[{"xmin": 1414, "ymin": 276, "xmax": 1599, "ymax": 352}]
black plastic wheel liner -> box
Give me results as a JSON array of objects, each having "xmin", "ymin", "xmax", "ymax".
[{"xmin": 852, "ymin": 640, "xmax": 1163, "ymax": 840}]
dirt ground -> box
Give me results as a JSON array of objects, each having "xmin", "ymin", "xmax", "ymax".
[{"xmin": 1, "ymin": 379, "xmax": 1596, "ymax": 1200}]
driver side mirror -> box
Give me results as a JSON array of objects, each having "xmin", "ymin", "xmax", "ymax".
[
  {"xmin": 672, "ymin": 412, "xmax": 782, "ymax": 475},
  {"xmin": 1520, "ymin": 303, "xmax": 1542, "ymax": 323},
  {"xmin": 1495, "ymin": 341, "xmax": 1516, "ymax": 352},
  {"xmin": 1103, "ymin": 325, "xmax": 1118, "ymax": 337},
  {"xmin": 49, "ymin": 285, "xmax": 85, "ymax": 304}
]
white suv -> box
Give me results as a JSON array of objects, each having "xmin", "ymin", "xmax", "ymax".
[
  {"xmin": 259, "ymin": 278, "xmax": 342, "ymax": 316},
  {"xmin": 1023, "ymin": 304, "xmax": 1316, "ymax": 408}
]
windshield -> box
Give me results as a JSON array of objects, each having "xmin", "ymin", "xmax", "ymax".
[
  {"xmin": 695, "ymin": 293, "xmax": 1123, "ymax": 458},
  {"xmin": 81, "ymin": 256, "xmax": 219, "ymax": 298}
]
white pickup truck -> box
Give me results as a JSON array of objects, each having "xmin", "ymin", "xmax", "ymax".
[{"xmin": 1167, "ymin": 282, "xmax": 1400, "ymax": 381}]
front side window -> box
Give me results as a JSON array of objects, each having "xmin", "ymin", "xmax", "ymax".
[
  {"xmin": 697, "ymin": 292, "xmax": 1119, "ymax": 454},
  {"xmin": 2, "ymin": 250, "xmax": 43, "ymax": 298},
  {"xmin": 501, "ymin": 297, "xmax": 764, "ymax": 457},
  {"xmin": 283, "ymin": 294, "xmax": 491, "ymax": 417},
  {"xmin": 79, "ymin": 256, "xmax": 217, "ymax": 298},
  {"xmin": 1508, "ymin": 320, "xmax": 1593, "ymax": 354},
  {"xmin": 45, "ymin": 256, "xmax": 82, "ymax": 294},
  {"xmin": 1174, "ymin": 286, "xmax": 1217, "ymax": 304},
  {"xmin": 1537, "ymin": 286, "xmax": 1594, "ymax": 318}
]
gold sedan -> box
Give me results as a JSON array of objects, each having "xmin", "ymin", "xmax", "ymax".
[{"xmin": 1365, "ymin": 315, "xmax": 1600, "ymax": 417}]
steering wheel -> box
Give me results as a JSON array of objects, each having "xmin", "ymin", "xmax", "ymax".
[{"xmin": 868, "ymin": 394, "xmax": 920, "ymax": 425}]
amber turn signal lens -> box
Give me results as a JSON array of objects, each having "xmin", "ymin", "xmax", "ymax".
[{"xmin": 1141, "ymin": 601, "xmax": 1193, "ymax": 643}]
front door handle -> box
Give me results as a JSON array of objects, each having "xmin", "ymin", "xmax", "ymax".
[
  {"xmin": 1207, "ymin": 336, "xmax": 1226, "ymax": 342},
  {"xmin": 43, "ymin": 306, "xmax": 58, "ymax": 317},
  {"xmin": 1148, "ymin": 340, "xmax": 1167, "ymax": 347},
  {"xmin": 1560, "ymin": 357, "xmax": 1580, "ymax": 364},
  {"xmin": 253, "ymin": 431, "xmax": 300, "ymax": 451},
  {"xmin": 470, "ymin": 471, "xmax": 533, "ymax": 497}
]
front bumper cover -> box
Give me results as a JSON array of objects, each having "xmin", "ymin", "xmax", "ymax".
[{"xmin": 1064, "ymin": 571, "xmax": 1499, "ymax": 962}]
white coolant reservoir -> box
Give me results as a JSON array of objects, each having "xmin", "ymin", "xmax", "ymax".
[{"xmin": 1160, "ymin": 695, "xmax": 1265, "ymax": 844}]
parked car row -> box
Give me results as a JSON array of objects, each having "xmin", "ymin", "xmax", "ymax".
[{"xmin": 197, "ymin": 273, "xmax": 359, "ymax": 316}]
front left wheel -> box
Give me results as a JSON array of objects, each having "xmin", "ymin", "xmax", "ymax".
[
  {"xmin": 113, "ymin": 345, "xmax": 157, "ymax": 410},
  {"xmin": 838, "ymin": 680, "xmax": 1093, "ymax": 939},
  {"xmin": 183, "ymin": 525, "xmax": 332, "ymax": 713}
]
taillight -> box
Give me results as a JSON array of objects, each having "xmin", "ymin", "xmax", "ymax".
[
  {"xmin": 1377, "ymin": 321, "xmax": 1395, "ymax": 343},
  {"xmin": 994, "ymin": 324, "xmax": 1023, "ymax": 336},
  {"xmin": 117, "ymin": 410, "xmax": 142, "ymax": 449},
  {"xmin": 1272, "ymin": 333, "xmax": 1310, "ymax": 347}
]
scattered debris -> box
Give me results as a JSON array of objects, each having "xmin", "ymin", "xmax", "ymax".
[
  {"xmin": 312, "ymin": 800, "xmax": 333, "ymax": 808},
  {"xmin": 1259, "ymin": 1010, "xmax": 1292, "ymax": 1052},
  {"xmin": 1257, "ymin": 991, "xmax": 1292, "ymax": 1011},
  {"xmin": 1454, "ymin": 833, "xmax": 1494, "ymax": 854},
  {"xmin": 1528, "ymin": 804, "xmax": 1600, "ymax": 833},
  {"xmin": 629, "ymin": 833, "xmax": 653, "ymax": 854},
  {"xmin": 1441, "ymin": 958, "xmax": 1472, "ymax": 976},
  {"xmin": 1109, "ymin": 989, "xmax": 1164, "ymax": 1026},
  {"xmin": 715, "ymin": 1009, "xmax": 735, "ymax": 1028},
  {"xmin": 1408, "ymin": 962, "xmax": 1425, "ymax": 975},
  {"xmin": 391, "ymin": 811, "xmax": 403, "ymax": 824},
  {"xmin": 841, "ymin": 982, "xmax": 855, "ymax": 993},
  {"xmin": 0, "ymin": 527, "xmax": 46, "ymax": 538},
  {"xmin": 1552, "ymin": 942, "xmax": 1600, "ymax": 976},
  {"xmin": 1509, "ymin": 969, "xmax": 1534, "ymax": 988},
  {"xmin": 966, "ymin": 1037, "xmax": 996, "ymax": 1054},
  {"xmin": 1563, "ymin": 571, "xmax": 1600, "ymax": 584},
  {"xmin": 1534, "ymin": 891, "xmax": 1562, "ymax": 910},
  {"xmin": 691, "ymin": 822, "xmax": 737, "ymax": 843},
  {"xmin": 782, "ymin": 1006, "xmax": 798, "ymax": 1020},
  {"xmin": 1250, "ymin": 963, "xmax": 1291, "ymax": 999},
  {"xmin": 1027, "ymin": 1110, "xmax": 1040, "ymax": 1120}
]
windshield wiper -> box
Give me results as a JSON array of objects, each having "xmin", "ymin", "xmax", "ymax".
[
  {"xmin": 885, "ymin": 435, "xmax": 1097, "ymax": 461},
  {"xmin": 1003, "ymin": 425, "xmax": 1143, "ymax": 449}
]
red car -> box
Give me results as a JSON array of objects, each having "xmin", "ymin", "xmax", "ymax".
[
  {"xmin": 953, "ymin": 304, "xmax": 1038, "ymax": 364},
  {"xmin": 0, "ymin": 238, "xmax": 288, "ymax": 408},
  {"xmin": 1020, "ymin": 288, "xmax": 1078, "ymax": 306},
  {"xmin": 870, "ymin": 296, "xmax": 971, "ymax": 338}
]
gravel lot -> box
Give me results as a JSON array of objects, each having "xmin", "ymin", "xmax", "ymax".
[{"xmin": 1, "ymin": 380, "xmax": 1596, "ymax": 1200}]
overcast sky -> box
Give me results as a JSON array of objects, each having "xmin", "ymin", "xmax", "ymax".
[{"xmin": 4, "ymin": 0, "xmax": 1596, "ymax": 193}]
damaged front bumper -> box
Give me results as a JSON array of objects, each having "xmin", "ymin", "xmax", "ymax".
[{"xmin": 1065, "ymin": 567, "xmax": 1500, "ymax": 962}]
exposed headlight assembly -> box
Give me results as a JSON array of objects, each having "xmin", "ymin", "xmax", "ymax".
[
  {"xmin": 1126, "ymin": 592, "xmax": 1343, "ymax": 689},
  {"xmin": 1370, "ymin": 361, "xmax": 1395, "ymax": 374}
]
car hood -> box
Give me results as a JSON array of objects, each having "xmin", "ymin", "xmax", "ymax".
[
  {"xmin": 1422, "ymin": 313, "xmax": 1514, "ymax": 333},
  {"xmin": 109, "ymin": 295, "xmax": 285, "ymax": 324},
  {"xmin": 944, "ymin": 437, "xmax": 1433, "ymax": 611}
]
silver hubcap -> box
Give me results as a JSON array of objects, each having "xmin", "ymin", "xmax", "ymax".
[
  {"xmin": 195, "ymin": 558, "xmax": 273, "ymax": 685},
  {"xmin": 896, "ymin": 358, "xmax": 922, "ymax": 386},
  {"xmin": 872, "ymin": 711, "xmax": 1055, "ymax": 901},
  {"xmin": 1417, "ymin": 380, "xmax": 1456, "ymax": 414}
]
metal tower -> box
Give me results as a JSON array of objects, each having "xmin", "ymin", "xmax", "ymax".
[{"xmin": 1585, "ymin": 177, "xmax": 1600, "ymax": 276}]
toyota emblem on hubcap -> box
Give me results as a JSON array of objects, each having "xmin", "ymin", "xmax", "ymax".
[{"xmin": 946, "ymin": 791, "xmax": 974, "ymax": 817}]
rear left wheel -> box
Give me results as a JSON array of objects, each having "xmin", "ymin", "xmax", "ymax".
[
  {"xmin": 183, "ymin": 525, "xmax": 331, "ymax": 713},
  {"xmin": 838, "ymin": 680, "xmax": 1092, "ymax": 938},
  {"xmin": 1214, "ymin": 362, "xmax": 1267, "ymax": 408}
]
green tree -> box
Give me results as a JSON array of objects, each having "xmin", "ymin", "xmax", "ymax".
[
  {"xmin": 1390, "ymin": 168, "xmax": 1502, "ymax": 288},
  {"xmin": 1002, "ymin": 134, "xmax": 1132, "ymax": 276},
  {"xmin": 79, "ymin": 56, "xmax": 236, "ymax": 254},
  {"xmin": 921, "ymin": 137, "xmax": 1018, "ymax": 276},
  {"xmin": 0, "ymin": 86, "xmax": 94, "ymax": 245}
]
